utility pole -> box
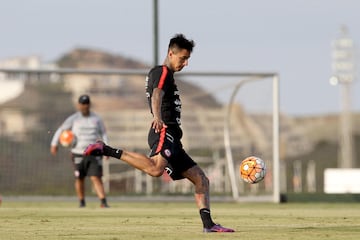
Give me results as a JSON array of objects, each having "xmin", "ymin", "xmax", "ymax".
[
  {"xmin": 153, "ymin": 0, "xmax": 159, "ymax": 66},
  {"xmin": 330, "ymin": 25, "xmax": 356, "ymax": 168}
]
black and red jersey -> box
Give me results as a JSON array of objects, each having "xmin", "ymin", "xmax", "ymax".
[{"xmin": 145, "ymin": 65, "xmax": 182, "ymax": 125}]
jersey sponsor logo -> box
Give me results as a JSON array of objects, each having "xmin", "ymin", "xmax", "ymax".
[
  {"xmin": 164, "ymin": 149, "xmax": 172, "ymax": 157},
  {"xmin": 145, "ymin": 76, "xmax": 151, "ymax": 98},
  {"xmin": 174, "ymin": 99, "xmax": 182, "ymax": 114},
  {"xmin": 165, "ymin": 133, "xmax": 174, "ymax": 143},
  {"xmin": 164, "ymin": 166, "xmax": 173, "ymax": 175},
  {"xmin": 174, "ymin": 99, "xmax": 181, "ymax": 106},
  {"xmin": 145, "ymin": 76, "xmax": 149, "ymax": 87}
]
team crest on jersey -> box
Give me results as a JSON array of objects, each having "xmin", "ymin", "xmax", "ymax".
[{"xmin": 164, "ymin": 149, "xmax": 172, "ymax": 157}]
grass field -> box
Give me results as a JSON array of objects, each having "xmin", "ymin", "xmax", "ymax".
[{"xmin": 1, "ymin": 200, "xmax": 360, "ymax": 240}]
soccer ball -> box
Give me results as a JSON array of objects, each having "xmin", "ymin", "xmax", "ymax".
[
  {"xmin": 239, "ymin": 156, "xmax": 266, "ymax": 184},
  {"xmin": 59, "ymin": 130, "xmax": 76, "ymax": 147}
]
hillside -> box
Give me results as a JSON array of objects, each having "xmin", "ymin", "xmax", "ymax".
[
  {"xmin": 56, "ymin": 48, "xmax": 222, "ymax": 109},
  {"xmin": 57, "ymin": 48, "xmax": 148, "ymax": 69}
]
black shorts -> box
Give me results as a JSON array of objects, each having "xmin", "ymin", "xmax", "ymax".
[
  {"xmin": 148, "ymin": 125, "xmax": 197, "ymax": 180},
  {"xmin": 71, "ymin": 154, "xmax": 103, "ymax": 179}
]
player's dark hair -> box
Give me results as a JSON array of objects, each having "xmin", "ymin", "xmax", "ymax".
[{"xmin": 168, "ymin": 34, "xmax": 195, "ymax": 53}]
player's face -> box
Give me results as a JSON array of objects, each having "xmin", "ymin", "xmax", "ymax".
[
  {"xmin": 169, "ymin": 48, "xmax": 191, "ymax": 72},
  {"xmin": 78, "ymin": 103, "xmax": 90, "ymax": 116}
]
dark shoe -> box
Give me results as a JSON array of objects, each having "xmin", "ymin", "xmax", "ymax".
[
  {"xmin": 84, "ymin": 141, "xmax": 104, "ymax": 156},
  {"xmin": 100, "ymin": 203, "xmax": 110, "ymax": 208},
  {"xmin": 203, "ymin": 224, "xmax": 235, "ymax": 233}
]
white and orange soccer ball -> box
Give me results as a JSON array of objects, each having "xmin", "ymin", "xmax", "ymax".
[
  {"xmin": 59, "ymin": 130, "xmax": 76, "ymax": 147},
  {"xmin": 239, "ymin": 156, "xmax": 266, "ymax": 184}
]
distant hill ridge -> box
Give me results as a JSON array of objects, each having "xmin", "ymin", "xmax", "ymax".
[
  {"xmin": 56, "ymin": 47, "xmax": 221, "ymax": 109},
  {"xmin": 57, "ymin": 47, "xmax": 148, "ymax": 69}
]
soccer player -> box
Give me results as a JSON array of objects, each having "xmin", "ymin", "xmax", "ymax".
[
  {"xmin": 84, "ymin": 34, "xmax": 234, "ymax": 232},
  {"xmin": 50, "ymin": 94, "xmax": 110, "ymax": 208}
]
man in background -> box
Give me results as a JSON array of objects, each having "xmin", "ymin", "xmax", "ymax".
[{"xmin": 50, "ymin": 94, "xmax": 109, "ymax": 208}]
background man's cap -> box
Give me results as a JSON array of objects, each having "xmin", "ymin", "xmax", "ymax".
[{"xmin": 78, "ymin": 94, "xmax": 90, "ymax": 104}]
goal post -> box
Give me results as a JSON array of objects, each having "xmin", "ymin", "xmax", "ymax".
[
  {"xmin": 177, "ymin": 72, "xmax": 280, "ymax": 203},
  {"xmin": 223, "ymin": 75, "xmax": 280, "ymax": 203}
]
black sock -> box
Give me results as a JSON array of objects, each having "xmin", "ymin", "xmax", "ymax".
[
  {"xmin": 103, "ymin": 145, "xmax": 123, "ymax": 159},
  {"xmin": 100, "ymin": 198, "xmax": 107, "ymax": 205},
  {"xmin": 199, "ymin": 208, "xmax": 215, "ymax": 228},
  {"xmin": 80, "ymin": 199, "xmax": 86, "ymax": 207}
]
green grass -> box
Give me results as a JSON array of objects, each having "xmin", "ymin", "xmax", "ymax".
[{"xmin": 1, "ymin": 201, "xmax": 360, "ymax": 239}]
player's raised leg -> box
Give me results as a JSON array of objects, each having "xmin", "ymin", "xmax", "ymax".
[{"xmin": 84, "ymin": 141, "xmax": 167, "ymax": 177}]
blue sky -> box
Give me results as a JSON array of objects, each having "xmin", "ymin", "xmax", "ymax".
[{"xmin": 0, "ymin": 0, "xmax": 359, "ymax": 116}]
